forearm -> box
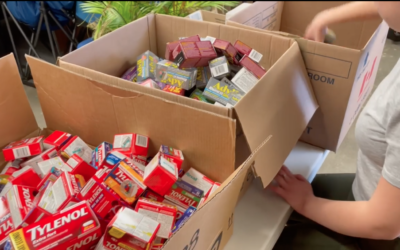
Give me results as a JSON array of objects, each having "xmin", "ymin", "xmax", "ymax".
[
  {"xmin": 301, "ymin": 197, "xmax": 396, "ymax": 240},
  {"xmin": 319, "ymin": 2, "xmax": 381, "ymax": 26}
]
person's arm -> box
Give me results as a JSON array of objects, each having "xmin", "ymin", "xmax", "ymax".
[
  {"xmin": 305, "ymin": 2, "xmax": 381, "ymax": 42},
  {"xmin": 302, "ymin": 177, "xmax": 400, "ymax": 240},
  {"xmin": 318, "ymin": 2, "xmax": 381, "ymax": 26},
  {"xmin": 272, "ymin": 167, "xmax": 400, "ymax": 240}
]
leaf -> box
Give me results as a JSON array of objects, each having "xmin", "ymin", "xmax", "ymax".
[{"xmin": 80, "ymin": 1, "xmax": 241, "ymax": 39}]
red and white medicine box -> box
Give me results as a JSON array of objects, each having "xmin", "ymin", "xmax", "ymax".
[
  {"xmin": 43, "ymin": 130, "xmax": 72, "ymax": 150},
  {"xmin": 0, "ymin": 197, "xmax": 14, "ymax": 246},
  {"xmin": 182, "ymin": 168, "xmax": 214, "ymax": 196},
  {"xmin": 113, "ymin": 133, "xmax": 149, "ymax": 157},
  {"xmin": 135, "ymin": 198, "xmax": 177, "ymax": 239},
  {"xmin": 132, "ymin": 155, "xmax": 148, "ymax": 166},
  {"xmin": 10, "ymin": 166, "xmax": 41, "ymax": 188},
  {"xmin": 36, "ymin": 169, "xmax": 61, "ymax": 193},
  {"xmin": 22, "ymin": 187, "xmax": 53, "ymax": 227},
  {"xmin": 37, "ymin": 156, "xmax": 72, "ymax": 177},
  {"xmin": 78, "ymin": 178, "xmax": 124, "ymax": 221},
  {"xmin": 61, "ymin": 136, "xmax": 93, "ymax": 163},
  {"xmin": 20, "ymin": 146, "xmax": 58, "ymax": 174},
  {"xmin": 67, "ymin": 154, "xmax": 97, "ymax": 182},
  {"xmin": 42, "ymin": 172, "xmax": 82, "ymax": 214},
  {"xmin": 104, "ymin": 160, "xmax": 147, "ymax": 205},
  {"xmin": 2, "ymin": 136, "xmax": 44, "ymax": 161},
  {"xmin": 6, "ymin": 185, "xmax": 36, "ymax": 228},
  {"xmin": 159, "ymin": 145, "xmax": 184, "ymax": 170},
  {"xmin": 198, "ymin": 182, "xmax": 221, "ymax": 207},
  {"xmin": 104, "ymin": 207, "xmax": 160, "ymax": 250},
  {"xmin": 100, "ymin": 150, "xmax": 127, "ymax": 169},
  {"xmin": 1, "ymin": 159, "xmax": 24, "ymax": 175},
  {"xmin": 8, "ymin": 201, "xmax": 102, "ymax": 250},
  {"xmin": 143, "ymin": 152, "xmax": 178, "ymax": 196}
]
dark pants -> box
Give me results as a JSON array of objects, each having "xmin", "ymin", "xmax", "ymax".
[{"xmin": 273, "ymin": 173, "xmax": 400, "ymax": 250}]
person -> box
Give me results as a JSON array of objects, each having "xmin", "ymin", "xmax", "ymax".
[{"xmin": 272, "ymin": 2, "xmax": 400, "ymax": 249}]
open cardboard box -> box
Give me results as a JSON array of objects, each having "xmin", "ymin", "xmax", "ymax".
[
  {"xmin": 9, "ymin": 13, "xmax": 317, "ymax": 250},
  {"xmin": 227, "ymin": 1, "xmax": 389, "ymax": 152}
]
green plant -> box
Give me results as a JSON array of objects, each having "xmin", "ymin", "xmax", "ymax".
[{"xmin": 81, "ymin": 1, "xmax": 240, "ymax": 40}]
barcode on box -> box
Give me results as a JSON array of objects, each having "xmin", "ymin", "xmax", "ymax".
[
  {"xmin": 211, "ymin": 64, "xmax": 229, "ymax": 77},
  {"xmin": 249, "ymin": 49, "xmax": 263, "ymax": 63},
  {"xmin": 135, "ymin": 135, "xmax": 148, "ymax": 148},
  {"xmin": 12, "ymin": 146, "xmax": 31, "ymax": 158}
]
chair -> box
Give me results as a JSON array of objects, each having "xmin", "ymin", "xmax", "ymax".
[{"xmin": 1, "ymin": 1, "xmax": 77, "ymax": 84}]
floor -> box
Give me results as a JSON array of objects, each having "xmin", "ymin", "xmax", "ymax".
[{"xmin": 21, "ymin": 39, "xmax": 400, "ymax": 174}]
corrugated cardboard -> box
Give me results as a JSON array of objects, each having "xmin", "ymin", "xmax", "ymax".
[
  {"xmin": 22, "ymin": 14, "xmax": 315, "ymax": 249},
  {"xmin": 0, "ymin": 53, "xmax": 264, "ymax": 250},
  {"xmin": 57, "ymin": 14, "xmax": 318, "ymax": 185},
  {"xmin": 0, "ymin": 54, "xmax": 40, "ymax": 167},
  {"xmin": 186, "ymin": 10, "xmax": 226, "ymax": 24},
  {"xmin": 227, "ymin": 1, "xmax": 389, "ymax": 152}
]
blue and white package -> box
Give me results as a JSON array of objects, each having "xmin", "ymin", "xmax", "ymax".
[{"xmin": 172, "ymin": 206, "xmax": 197, "ymax": 234}]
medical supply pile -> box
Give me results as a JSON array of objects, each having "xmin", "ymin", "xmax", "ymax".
[
  {"xmin": 0, "ymin": 131, "xmax": 221, "ymax": 250},
  {"xmin": 121, "ymin": 35, "xmax": 267, "ymax": 107}
]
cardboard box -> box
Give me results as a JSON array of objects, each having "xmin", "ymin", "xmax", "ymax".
[
  {"xmin": 67, "ymin": 154, "xmax": 98, "ymax": 182},
  {"xmin": 37, "ymin": 156, "xmax": 72, "ymax": 177},
  {"xmin": 104, "ymin": 159, "xmax": 147, "ymax": 205},
  {"xmin": 186, "ymin": 10, "xmax": 226, "ymax": 24},
  {"xmin": 22, "ymin": 13, "xmax": 317, "ymax": 249},
  {"xmin": 113, "ymin": 133, "xmax": 149, "ymax": 158},
  {"xmin": 234, "ymin": 40, "xmax": 263, "ymax": 63},
  {"xmin": 239, "ymin": 55, "xmax": 267, "ymax": 79},
  {"xmin": 144, "ymin": 152, "xmax": 178, "ymax": 196},
  {"xmin": 231, "ymin": 67, "xmax": 259, "ymax": 93},
  {"xmin": 8, "ymin": 201, "xmax": 101, "ymax": 250},
  {"xmin": 173, "ymin": 41, "xmax": 218, "ymax": 68},
  {"xmin": 2, "ymin": 136, "xmax": 44, "ymax": 161},
  {"xmin": 121, "ymin": 65, "xmax": 138, "ymax": 82},
  {"xmin": 209, "ymin": 56, "xmax": 231, "ymax": 79},
  {"xmin": 159, "ymin": 145, "xmax": 184, "ymax": 170},
  {"xmin": 0, "ymin": 197, "xmax": 13, "ymax": 246},
  {"xmin": 135, "ymin": 198, "xmax": 177, "ymax": 239},
  {"xmin": 78, "ymin": 178, "xmax": 124, "ymax": 221},
  {"xmin": 43, "ymin": 130, "xmax": 72, "ymax": 150},
  {"xmin": 213, "ymin": 39, "xmax": 241, "ymax": 65},
  {"xmin": 104, "ymin": 207, "xmax": 160, "ymax": 250},
  {"xmin": 182, "ymin": 168, "xmax": 214, "ymax": 196},
  {"xmin": 20, "ymin": 146, "xmax": 58, "ymax": 174},
  {"xmin": 227, "ymin": 1, "xmax": 389, "ymax": 151},
  {"xmin": 61, "ymin": 136, "xmax": 93, "ymax": 163},
  {"xmin": 137, "ymin": 50, "xmax": 160, "ymax": 82},
  {"xmin": 155, "ymin": 60, "xmax": 197, "ymax": 90},
  {"xmin": 164, "ymin": 179, "xmax": 203, "ymax": 209},
  {"xmin": 6, "ymin": 185, "xmax": 36, "ymax": 228}
]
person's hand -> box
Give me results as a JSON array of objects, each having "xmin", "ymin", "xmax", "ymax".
[
  {"xmin": 269, "ymin": 166, "xmax": 315, "ymax": 214},
  {"xmin": 304, "ymin": 11, "xmax": 329, "ymax": 42}
]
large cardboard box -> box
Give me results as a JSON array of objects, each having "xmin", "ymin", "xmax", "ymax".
[
  {"xmin": 0, "ymin": 54, "xmax": 272, "ymax": 250},
  {"xmin": 55, "ymin": 14, "xmax": 318, "ymax": 185},
  {"xmin": 227, "ymin": 1, "xmax": 389, "ymax": 151},
  {"xmin": 17, "ymin": 13, "xmax": 316, "ymax": 249}
]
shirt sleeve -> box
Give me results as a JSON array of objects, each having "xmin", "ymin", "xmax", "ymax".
[{"xmin": 382, "ymin": 96, "xmax": 400, "ymax": 188}]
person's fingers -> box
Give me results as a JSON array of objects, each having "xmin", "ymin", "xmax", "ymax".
[
  {"xmin": 270, "ymin": 185, "xmax": 286, "ymax": 198},
  {"xmin": 281, "ymin": 166, "xmax": 294, "ymax": 179},
  {"xmin": 295, "ymin": 174, "xmax": 308, "ymax": 182},
  {"xmin": 275, "ymin": 175, "xmax": 288, "ymax": 188}
]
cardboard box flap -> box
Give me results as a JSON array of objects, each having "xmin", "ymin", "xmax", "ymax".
[
  {"xmin": 163, "ymin": 136, "xmax": 273, "ymax": 250},
  {"xmin": 228, "ymin": 1, "xmax": 284, "ymax": 31},
  {"xmin": 27, "ymin": 56, "xmax": 236, "ymax": 183},
  {"xmin": 0, "ymin": 54, "xmax": 39, "ymax": 150},
  {"xmin": 60, "ymin": 15, "xmax": 158, "ymax": 78},
  {"xmin": 187, "ymin": 10, "xmax": 226, "ymax": 24},
  {"xmin": 234, "ymin": 43, "xmax": 318, "ymax": 186},
  {"xmin": 281, "ymin": 2, "xmax": 381, "ymax": 50}
]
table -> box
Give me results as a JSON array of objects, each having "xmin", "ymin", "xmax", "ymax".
[{"xmin": 224, "ymin": 141, "xmax": 329, "ymax": 250}]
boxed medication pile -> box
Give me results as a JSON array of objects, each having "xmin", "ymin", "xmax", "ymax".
[
  {"xmin": 3, "ymin": 136, "xmax": 44, "ymax": 161},
  {"xmin": 173, "ymin": 41, "xmax": 218, "ymax": 68}
]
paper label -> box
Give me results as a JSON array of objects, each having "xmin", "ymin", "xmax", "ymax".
[{"xmin": 12, "ymin": 147, "xmax": 31, "ymax": 158}]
